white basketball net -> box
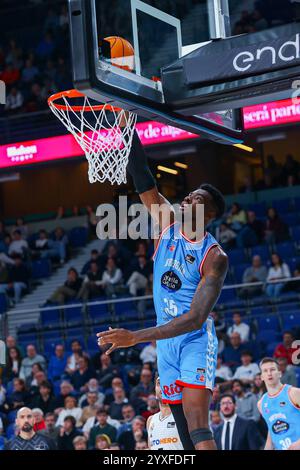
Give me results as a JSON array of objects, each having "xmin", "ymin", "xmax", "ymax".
[{"xmin": 49, "ymin": 94, "xmax": 137, "ymax": 185}]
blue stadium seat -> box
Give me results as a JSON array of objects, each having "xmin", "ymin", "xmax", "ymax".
[
  {"xmin": 294, "ymin": 367, "xmax": 300, "ymax": 387},
  {"xmin": 227, "ymin": 248, "xmax": 248, "ymax": 265},
  {"xmin": 294, "ymin": 197, "xmax": 300, "ymax": 212},
  {"xmin": 218, "ymin": 288, "xmax": 237, "ymax": 304},
  {"xmin": 281, "ymin": 312, "xmax": 300, "ymax": 330},
  {"xmin": 282, "ymin": 213, "xmax": 299, "ymax": 227},
  {"xmin": 256, "ymin": 330, "xmax": 279, "ymax": 344},
  {"xmin": 0, "ymin": 293, "xmax": 7, "ymax": 314},
  {"xmin": 88, "ymin": 302, "xmax": 109, "ymax": 323},
  {"xmin": 274, "ymin": 242, "xmax": 296, "ymax": 259},
  {"xmin": 68, "ymin": 227, "xmax": 88, "ymax": 247},
  {"xmin": 114, "ymin": 297, "xmax": 136, "ymax": 316},
  {"xmin": 40, "ymin": 307, "xmax": 61, "ymax": 328},
  {"xmin": 250, "ymin": 306, "xmax": 273, "ymax": 317},
  {"xmin": 271, "ymin": 199, "xmax": 293, "ymax": 214},
  {"xmin": 41, "ymin": 329, "xmax": 64, "ymax": 342},
  {"xmin": 0, "ymin": 436, "xmax": 5, "ymax": 451},
  {"xmin": 31, "ymin": 259, "xmax": 51, "ymax": 279},
  {"xmin": 233, "ymin": 263, "xmax": 249, "ymax": 283},
  {"xmin": 265, "ymin": 341, "xmax": 278, "ymax": 356},
  {"xmin": 64, "ymin": 302, "xmax": 83, "ymax": 325},
  {"xmin": 276, "ymin": 302, "xmax": 299, "ymax": 313},
  {"xmin": 250, "ymin": 244, "xmax": 271, "ymax": 261},
  {"xmin": 87, "ymin": 335, "xmax": 99, "ymax": 354},
  {"xmin": 6, "ymin": 423, "xmax": 16, "ymax": 439},
  {"xmin": 247, "ymin": 202, "xmax": 266, "ymax": 218},
  {"xmin": 257, "ymin": 315, "xmax": 280, "ymax": 331},
  {"xmin": 292, "ymin": 226, "xmax": 300, "ymax": 243}
]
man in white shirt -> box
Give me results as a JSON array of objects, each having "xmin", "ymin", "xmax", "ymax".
[
  {"xmin": 227, "ymin": 312, "xmax": 250, "ymax": 343},
  {"xmin": 215, "ymin": 355, "xmax": 233, "ymax": 382},
  {"xmin": 8, "ymin": 230, "xmax": 28, "ymax": 258},
  {"xmin": 140, "ymin": 341, "xmax": 157, "ymax": 365},
  {"xmin": 233, "ymin": 351, "xmax": 260, "ymax": 384}
]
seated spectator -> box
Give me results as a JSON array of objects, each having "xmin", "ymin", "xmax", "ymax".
[
  {"xmin": 30, "ymin": 381, "xmax": 56, "ymax": 414},
  {"xmin": 51, "ymin": 227, "xmax": 68, "ymax": 264},
  {"xmin": 5, "ymin": 86, "xmax": 24, "ymax": 111},
  {"xmin": 21, "ymin": 58, "xmax": 40, "ymax": 83},
  {"xmin": 0, "ymin": 378, "xmax": 6, "ymax": 408},
  {"xmin": 79, "ymin": 391, "xmax": 101, "ymax": 426},
  {"xmin": 19, "ymin": 344, "xmax": 46, "ymax": 382},
  {"xmin": 236, "ymin": 211, "xmax": 265, "ymax": 248},
  {"xmin": 53, "ymin": 381, "xmax": 76, "ymax": 412},
  {"xmin": 70, "ymin": 357, "xmax": 96, "ymax": 393},
  {"xmin": 210, "ymin": 410, "xmax": 223, "ymax": 432},
  {"xmin": 73, "ymin": 435, "xmax": 88, "ymax": 450},
  {"xmin": 277, "ymin": 357, "xmax": 297, "ymax": 386},
  {"xmin": 215, "ymin": 355, "xmax": 233, "ymax": 383},
  {"xmin": 40, "ymin": 412, "xmax": 60, "ymax": 442},
  {"xmin": 264, "ymin": 208, "xmax": 289, "ymax": 244},
  {"xmin": 126, "ymin": 255, "xmax": 152, "ymax": 296},
  {"xmin": 57, "ymin": 416, "xmax": 82, "ymax": 450},
  {"xmin": 12, "ymin": 218, "xmax": 29, "ymax": 238},
  {"xmin": 55, "ymin": 206, "xmax": 65, "ymax": 220},
  {"xmin": 281, "ymin": 154, "xmax": 299, "ymax": 185},
  {"xmin": 30, "ymin": 229, "xmax": 49, "ymax": 258},
  {"xmin": 78, "ymin": 378, "xmax": 105, "ymax": 408},
  {"xmin": 130, "ymin": 368, "xmax": 155, "ymax": 414},
  {"xmin": 81, "ymin": 249, "xmax": 103, "ymax": 275},
  {"xmin": 118, "ymin": 416, "xmax": 147, "ymax": 451},
  {"xmin": 239, "ymin": 255, "xmax": 267, "ymax": 298},
  {"xmin": 273, "ymin": 331, "xmax": 298, "ymax": 365},
  {"xmin": 103, "ymin": 376, "xmax": 126, "ymax": 407},
  {"xmin": 36, "ymin": 32, "xmax": 56, "ymax": 60},
  {"xmin": 227, "ymin": 312, "xmax": 250, "ymax": 343},
  {"xmin": 222, "ymin": 332, "xmax": 248, "ymax": 371},
  {"xmin": 141, "ymin": 394, "xmax": 159, "ymax": 421},
  {"xmin": 32, "ymin": 408, "xmax": 46, "ymax": 432},
  {"xmin": 4, "ymin": 378, "xmax": 30, "ymax": 412},
  {"xmin": 8, "ymin": 230, "xmax": 28, "ymax": 258},
  {"xmin": 210, "ymin": 385, "xmax": 221, "ymax": 412},
  {"xmin": 47, "ymin": 344, "xmax": 68, "ymax": 382},
  {"xmin": 95, "ymin": 434, "xmax": 111, "ymax": 450},
  {"xmin": 109, "ymin": 387, "xmax": 130, "ymax": 421},
  {"xmin": 231, "ymin": 380, "xmax": 260, "ymax": 422},
  {"xmin": 88, "ymin": 408, "xmax": 117, "ymax": 449},
  {"xmin": 266, "ymin": 253, "xmax": 291, "ymax": 298},
  {"xmin": 2, "ymin": 346, "xmax": 22, "ymax": 382},
  {"xmin": 0, "ymin": 62, "xmax": 20, "ymax": 85},
  {"xmin": 28, "ymin": 368, "xmax": 48, "ymax": 398},
  {"xmin": 217, "ymin": 223, "xmax": 236, "ymax": 249},
  {"xmin": 56, "ymin": 396, "xmax": 82, "ymax": 428},
  {"xmin": 226, "ymin": 203, "xmax": 247, "ymax": 232},
  {"xmin": 0, "ymin": 255, "xmax": 30, "ymax": 304},
  {"xmin": 251, "ymin": 373, "xmax": 266, "ymax": 400},
  {"xmin": 65, "ymin": 340, "xmax": 85, "ymax": 376},
  {"xmin": 77, "ymin": 261, "xmax": 104, "ymax": 301},
  {"xmin": 86, "ymin": 206, "xmax": 97, "ymax": 237},
  {"xmin": 214, "ymin": 394, "xmax": 263, "ymax": 450},
  {"xmin": 116, "ymin": 404, "xmax": 136, "ymax": 438},
  {"xmin": 48, "ymin": 268, "xmax": 82, "ymax": 304},
  {"xmin": 100, "ymin": 257, "xmax": 124, "ymax": 298},
  {"xmin": 140, "ymin": 341, "xmax": 157, "ymax": 365},
  {"xmin": 233, "ymin": 351, "xmax": 260, "ymax": 384}
]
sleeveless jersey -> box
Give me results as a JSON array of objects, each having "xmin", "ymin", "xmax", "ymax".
[
  {"xmin": 261, "ymin": 384, "xmax": 300, "ymax": 450},
  {"xmin": 148, "ymin": 411, "xmax": 183, "ymax": 450},
  {"xmin": 153, "ymin": 222, "xmax": 220, "ymax": 329}
]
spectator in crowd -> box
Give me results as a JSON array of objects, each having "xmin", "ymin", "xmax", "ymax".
[
  {"xmin": 233, "ymin": 351, "xmax": 260, "ymax": 384},
  {"xmin": 88, "ymin": 408, "xmax": 117, "ymax": 449},
  {"xmin": 40, "ymin": 412, "xmax": 60, "ymax": 442},
  {"xmin": 118, "ymin": 416, "xmax": 147, "ymax": 450},
  {"xmin": 54, "ymin": 381, "xmax": 76, "ymax": 412},
  {"xmin": 32, "ymin": 408, "xmax": 46, "ymax": 432},
  {"xmin": 30, "ymin": 381, "xmax": 56, "ymax": 414},
  {"xmin": 96, "ymin": 353, "xmax": 120, "ymax": 388},
  {"xmin": 86, "ymin": 206, "xmax": 98, "ymax": 238},
  {"xmin": 141, "ymin": 394, "xmax": 159, "ymax": 421},
  {"xmin": 28, "ymin": 368, "xmax": 48, "ymax": 397},
  {"xmin": 264, "ymin": 208, "xmax": 289, "ymax": 244},
  {"xmin": 65, "ymin": 340, "xmax": 85, "ymax": 376},
  {"xmin": 70, "ymin": 357, "xmax": 96, "ymax": 393},
  {"xmin": 215, "ymin": 355, "xmax": 233, "ymax": 383},
  {"xmin": 81, "ymin": 249, "xmax": 102, "ymax": 275},
  {"xmin": 222, "ymin": 332, "xmax": 247, "ymax": 371},
  {"xmin": 232, "ymin": 379, "xmax": 260, "ymax": 422},
  {"xmin": 55, "ymin": 396, "xmax": 82, "ymax": 428},
  {"xmin": 116, "ymin": 404, "xmax": 136, "ymax": 438},
  {"xmin": 140, "ymin": 341, "xmax": 157, "ymax": 365},
  {"xmin": 0, "ymin": 62, "xmax": 20, "ymax": 86},
  {"xmin": 126, "ymin": 255, "xmax": 153, "ymax": 296},
  {"xmin": 36, "ymin": 32, "xmax": 56, "ymax": 60},
  {"xmin": 100, "ymin": 257, "xmax": 124, "ymax": 298},
  {"xmin": 47, "ymin": 344, "xmax": 68, "ymax": 382},
  {"xmin": 108, "ymin": 387, "xmax": 130, "ymax": 421},
  {"xmin": 77, "ymin": 261, "xmax": 104, "ymax": 301},
  {"xmin": 273, "ymin": 331, "xmax": 298, "ymax": 365},
  {"xmin": 210, "ymin": 385, "xmax": 221, "ymax": 412},
  {"xmin": 48, "ymin": 268, "xmax": 83, "ymax": 305},
  {"xmin": 2, "ymin": 346, "xmax": 22, "ymax": 382},
  {"xmin": 95, "ymin": 434, "xmax": 111, "ymax": 450},
  {"xmin": 251, "ymin": 373, "xmax": 266, "ymax": 400},
  {"xmin": 31, "ymin": 229, "xmax": 50, "ymax": 258},
  {"xmin": 226, "ymin": 203, "xmax": 247, "ymax": 232},
  {"xmin": 277, "ymin": 357, "xmax": 297, "ymax": 386},
  {"xmin": 57, "ymin": 416, "xmax": 82, "ymax": 450},
  {"xmin": 78, "ymin": 391, "xmax": 100, "ymax": 426},
  {"xmin": 214, "ymin": 394, "xmax": 263, "ymax": 450},
  {"xmin": 236, "ymin": 210, "xmax": 265, "ymax": 247},
  {"xmin": 21, "ymin": 58, "xmax": 39, "ymax": 83},
  {"xmin": 0, "ymin": 378, "xmax": 6, "ymax": 408},
  {"xmin": 210, "ymin": 410, "xmax": 223, "ymax": 432},
  {"xmin": 12, "ymin": 217, "xmax": 28, "ymax": 237},
  {"xmin": 8, "ymin": 230, "xmax": 28, "ymax": 258},
  {"xmin": 73, "ymin": 435, "xmax": 88, "ymax": 450},
  {"xmin": 52, "ymin": 227, "xmax": 68, "ymax": 264},
  {"xmin": 239, "ymin": 255, "xmax": 267, "ymax": 298},
  {"xmin": 266, "ymin": 254, "xmax": 291, "ymax": 298},
  {"xmin": 0, "ymin": 255, "xmax": 30, "ymax": 304},
  {"xmin": 217, "ymin": 223, "xmax": 236, "ymax": 249},
  {"xmin": 227, "ymin": 312, "xmax": 250, "ymax": 343},
  {"xmin": 55, "ymin": 206, "xmax": 65, "ymax": 220},
  {"xmin": 130, "ymin": 368, "xmax": 155, "ymax": 414},
  {"xmin": 19, "ymin": 345, "xmax": 46, "ymax": 382},
  {"xmin": 5, "ymin": 87, "xmax": 24, "ymax": 111},
  {"xmin": 281, "ymin": 154, "xmax": 299, "ymax": 185},
  {"xmin": 103, "ymin": 377, "xmax": 126, "ymax": 407},
  {"xmin": 135, "ymin": 440, "xmax": 148, "ymax": 450},
  {"xmin": 78, "ymin": 378, "xmax": 105, "ymax": 408},
  {"xmin": 3, "ymin": 378, "xmax": 30, "ymax": 413}
]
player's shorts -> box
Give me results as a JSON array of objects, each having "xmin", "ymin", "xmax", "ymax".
[{"xmin": 156, "ymin": 316, "xmax": 218, "ymax": 404}]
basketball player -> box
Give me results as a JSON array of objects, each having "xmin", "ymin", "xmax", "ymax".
[
  {"xmin": 98, "ymin": 132, "xmax": 228, "ymax": 450},
  {"xmin": 147, "ymin": 376, "xmax": 183, "ymax": 450},
  {"xmin": 258, "ymin": 357, "xmax": 300, "ymax": 450}
]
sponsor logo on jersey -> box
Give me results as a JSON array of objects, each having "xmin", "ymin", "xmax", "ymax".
[
  {"xmin": 269, "ymin": 413, "xmax": 287, "ymax": 422},
  {"xmin": 163, "ymin": 383, "xmax": 183, "ymax": 397},
  {"xmin": 164, "ymin": 258, "xmax": 185, "ymax": 275},
  {"xmin": 169, "ymin": 245, "xmax": 176, "ymax": 252},
  {"xmin": 272, "ymin": 419, "xmax": 290, "ymax": 435},
  {"xmin": 279, "ymin": 401, "xmax": 286, "ymax": 407},
  {"xmin": 161, "ymin": 271, "xmax": 182, "ymax": 291},
  {"xmin": 167, "ymin": 422, "xmax": 176, "ymax": 428},
  {"xmin": 196, "ymin": 368, "xmax": 206, "ymax": 383},
  {"xmin": 185, "ymin": 254, "xmax": 195, "ymax": 264},
  {"xmin": 151, "ymin": 437, "xmax": 179, "ymax": 446}
]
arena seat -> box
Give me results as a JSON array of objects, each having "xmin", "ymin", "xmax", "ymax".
[
  {"xmin": 274, "ymin": 241, "xmax": 297, "ymax": 259},
  {"xmin": 257, "ymin": 315, "xmax": 281, "ymax": 331},
  {"xmin": 31, "ymin": 259, "xmax": 52, "ymax": 279},
  {"xmin": 271, "ymin": 199, "xmax": 294, "ymax": 213},
  {"xmin": 227, "ymin": 248, "xmax": 248, "ymax": 265},
  {"xmin": 68, "ymin": 227, "xmax": 89, "ymax": 247},
  {"xmin": 0, "ymin": 293, "xmax": 7, "ymax": 314},
  {"xmin": 256, "ymin": 330, "xmax": 280, "ymax": 344},
  {"xmin": 282, "ymin": 213, "xmax": 299, "ymax": 227},
  {"xmin": 233, "ymin": 263, "xmax": 249, "ymax": 283},
  {"xmin": 250, "ymin": 244, "xmax": 271, "ymax": 261},
  {"xmin": 40, "ymin": 306, "xmax": 62, "ymax": 328},
  {"xmin": 295, "ymin": 367, "xmax": 300, "ymax": 387},
  {"xmin": 281, "ymin": 312, "xmax": 300, "ymax": 330},
  {"xmin": 64, "ymin": 301, "xmax": 83, "ymax": 326}
]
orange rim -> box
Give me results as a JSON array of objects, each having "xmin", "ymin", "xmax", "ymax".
[{"xmin": 47, "ymin": 89, "xmax": 122, "ymax": 112}]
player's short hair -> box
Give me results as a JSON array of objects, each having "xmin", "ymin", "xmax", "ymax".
[
  {"xmin": 259, "ymin": 357, "xmax": 280, "ymax": 370},
  {"xmin": 199, "ymin": 183, "xmax": 226, "ymax": 218}
]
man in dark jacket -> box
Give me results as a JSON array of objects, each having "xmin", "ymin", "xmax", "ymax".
[
  {"xmin": 213, "ymin": 394, "xmax": 264, "ymax": 450},
  {"xmin": 57, "ymin": 416, "xmax": 82, "ymax": 450}
]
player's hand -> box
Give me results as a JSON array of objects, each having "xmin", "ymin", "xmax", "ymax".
[
  {"xmin": 287, "ymin": 441, "xmax": 300, "ymax": 450},
  {"xmin": 97, "ymin": 327, "xmax": 137, "ymax": 354}
]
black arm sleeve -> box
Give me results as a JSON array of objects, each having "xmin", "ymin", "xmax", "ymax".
[{"xmin": 126, "ymin": 131, "xmax": 156, "ymax": 194}]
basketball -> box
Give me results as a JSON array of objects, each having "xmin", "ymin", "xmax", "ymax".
[{"xmin": 104, "ymin": 36, "xmax": 135, "ymax": 72}]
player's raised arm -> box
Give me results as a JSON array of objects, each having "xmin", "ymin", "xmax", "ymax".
[
  {"xmin": 97, "ymin": 245, "xmax": 228, "ymax": 351},
  {"xmin": 127, "ymin": 131, "xmax": 174, "ymax": 230}
]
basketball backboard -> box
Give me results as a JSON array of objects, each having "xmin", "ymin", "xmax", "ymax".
[{"xmin": 68, "ymin": 0, "xmax": 243, "ymax": 144}]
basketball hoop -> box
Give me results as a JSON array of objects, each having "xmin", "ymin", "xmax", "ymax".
[{"xmin": 48, "ymin": 89, "xmax": 137, "ymax": 185}]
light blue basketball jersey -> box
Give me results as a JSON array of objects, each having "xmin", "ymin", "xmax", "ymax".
[
  {"xmin": 153, "ymin": 222, "xmax": 219, "ymax": 329},
  {"xmin": 261, "ymin": 384, "xmax": 300, "ymax": 450}
]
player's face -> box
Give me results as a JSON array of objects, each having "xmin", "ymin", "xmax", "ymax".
[
  {"xmin": 180, "ymin": 189, "xmax": 216, "ymax": 223},
  {"xmin": 260, "ymin": 362, "xmax": 281, "ymax": 387},
  {"xmin": 17, "ymin": 409, "xmax": 34, "ymax": 433}
]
